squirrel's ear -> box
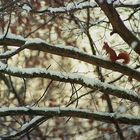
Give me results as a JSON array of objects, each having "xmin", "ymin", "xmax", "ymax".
[{"xmin": 103, "ymin": 42, "xmax": 107, "ymax": 49}]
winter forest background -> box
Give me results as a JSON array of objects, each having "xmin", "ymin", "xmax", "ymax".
[{"xmin": 0, "ymin": 0, "xmax": 140, "ymax": 139}]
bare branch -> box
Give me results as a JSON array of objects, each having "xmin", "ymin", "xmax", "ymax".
[{"xmin": 1, "ymin": 116, "xmax": 47, "ymax": 139}]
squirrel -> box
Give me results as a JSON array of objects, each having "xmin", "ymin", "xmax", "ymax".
[{"xmin": 103, "ymin": 42, "xmax": 130, "ymax": 64}]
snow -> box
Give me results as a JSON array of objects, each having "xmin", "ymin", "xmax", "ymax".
[
  {"xmin": 32, "ymin": 0, "xmax": 140, "ymax": 16},
  {"xmin": 0, "ymin": 50, "xmax": 15, "ymax": 58},
  {"xmin": 22, "ymin": 4, "xmax": 32, "ymax": 12},
  {"xmin": 25, "ymin": 38, "xmax": 46, "ymax": 44},
  {"xmin": 132, "ymin": 125, "xmax": 140, "ymax": 134},
  {"xmin": 0, "ymin": 107, "xmax": 139, "ymax": 127},
  {"xmin": 0, "ymin": 107, "xmax": 29, "ymax": 112},
  {"xmin": 0, "ymin": 32, "xmax": 48, "ymax": 45},
  {"xmin": 3, "ymin": 115, "xmax": 44, "ymax": 138},
  {"xmin": 82, "ymin": 75, "xmax": 126, "ymax": 94},
  {"xmin": 49, "ymin": 7, "xmax": 66, "ymax": 13},
  {"xmin": 0, "ymin": 33, "xmax": 139, "ymax": 103},
  {"xmin": 56, "ymin": 44, "xmax": 81, "ymax": 53},
  {"xmin": 71, "ymin": 1, "xmax": 96, "ymax": 10},
  {"xmin": 0, "ymin": 60, "xmax": 139, "ymax": 103},
  {"xmin": 18, "ymin": 67, "xmax": 47, "ymax": 75},
  {"xmin": 98, "ymin": 0, "xmax": 120, "ymax": 4},
  {"xmin": 21, "ymin": 122, "xmax": 29, "ymax": 129},
  {"xmin": 0, "ymin": 32, "xmax": 25, "ymax": 41},
  {"xmin": 131, "ymin": 41, "xmax": 138, "ymax": 49},
  {"xmin": 104, "ymin": 134, "xmax": 111, "ymax": 140},
  {"xmin": 47, "ymin": 1, "xmax": 96, "ymax": 13},
  {"xmin": 102, "ymin": 123, "xmax": 108, "ymax": 128},
  {"xmin": 116, "ymin": 105, "xmax": 126, "ymax": 113},
  {"xmin": 0, "ymin": 33, "xmax": 86, "ymax": 60},
  {"xmin": 0, "ymin": 62, "xmax": 7, "ymax": 70},
  {"xmin": 66, "ymin": 2, "xmax": 76, "ymax": 10},
  {"xmin": 107, "ymin": 0, "xmax": 112, "ymax": 4},
  {"xmin": 122, "ymin": 0, "xmax": 140, "ymax": 5}
]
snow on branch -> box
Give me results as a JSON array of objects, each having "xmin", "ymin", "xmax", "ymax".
[
  {"xmin": 0, "ymin": 116, "xmax": 46, "ymax": 139},
  {"xmin": 0, "ymin": 0, "xmax": 139, "ymax": 14},
  {"xmin": 0, "ymin": 107, "xmax": 140, "ymax": 125},
  {"xmin": 2, "ymin": 107, "xmax": 140, "ymax": 138},
  {"xmin": 30, "ymin": 1, "xmax": 140, "ymax": 14},
  {"xmin": 31, "ymin": 1, "xmax": 97, "ymax": 14},
  {"xmin": 0, "ymin": 62, "xmax": 139, "ymax": 103},
  {"xmin": 0, "ymin": 33, "xmax": 140, "ymax": 82},
  {"xmin": 0, "ymin": 32, "xmax": 25, "ymax": 46}
]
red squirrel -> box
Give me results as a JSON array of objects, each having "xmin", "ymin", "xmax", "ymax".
[{"xmin": 103, "ymin": 42, "xmax": 130, "ymax": 64}]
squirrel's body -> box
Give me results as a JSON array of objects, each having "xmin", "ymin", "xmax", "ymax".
[
  {"xmin": 103, "ymin": 42, "xmax": 117, "ymax": 62},
  {"xmin": 103, "ymin": 42, "xmax": 130, "ymax": 64},
  {"xmin": 117, "ymin": 52, "xmax": 130, "ymax": 64}
]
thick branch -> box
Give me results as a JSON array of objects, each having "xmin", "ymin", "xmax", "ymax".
[
  {"xmin": 1, "ymin": 107, "xmax": 139, "ymax": 139},
  {"xmin": 0, "ymin": 107, "xmax": 139, "ymax": 125},
  {"xmin": 95, "ymin": 1, "xmax": 140, "ymax": 55},
  {"xmin": 0, "ymin": 62, "xmax": 139, "ymax": 103},
  {"xmin": 0, "ymin": 35, "xmax": 140, "ymax": 81}
]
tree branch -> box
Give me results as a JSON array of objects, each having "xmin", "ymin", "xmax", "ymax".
[
  {"xmin": 0, "ymin": 116, "xmax": 47, "ymax": 139},
  {"xmin": 0, "ymin": 107, "xmax": 139, "ymax": 125},
  {"xmin": 95, "ymin": 0, "xmax": 140, "ymax": 55},
  {"xmin": 0, "ymin": 62, "xmax": 139, "ymax": 103},
  {"xmin": 0, "ymin": 34, "xmax": 140, "ymax": 81},
  {"xmin": 1, "ymin": 107, "xmax": 140, "ymax": 139},
  {"xmin": 30, "ymin": 1, "xmax": 140, "ymax": 14}
]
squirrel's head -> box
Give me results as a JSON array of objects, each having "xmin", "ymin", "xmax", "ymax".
[{"xmin": 103, "ymin": 42, "xmax": 109, "ymax": 50}]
